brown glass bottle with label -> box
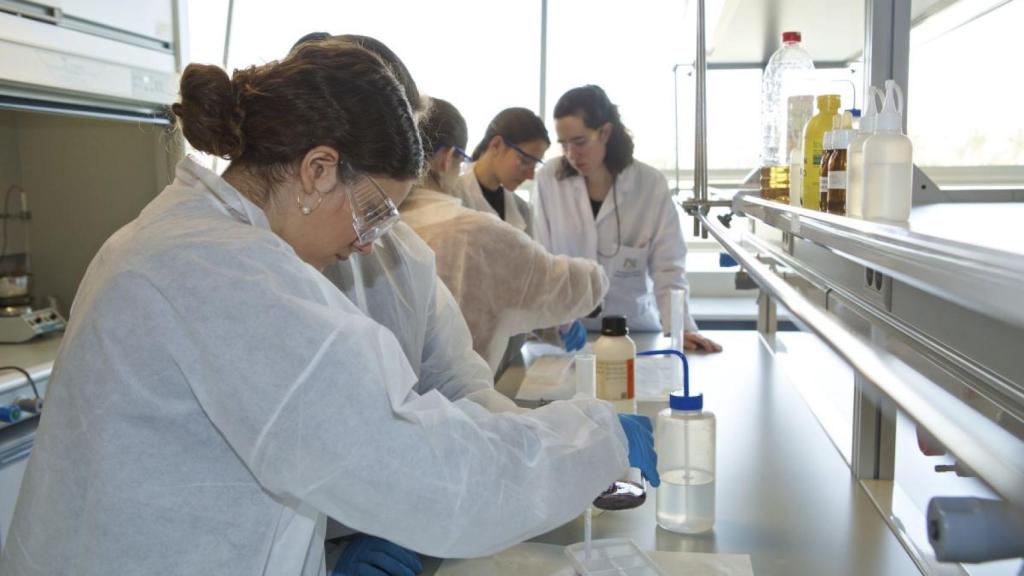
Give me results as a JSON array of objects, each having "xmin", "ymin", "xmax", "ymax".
[{"xmin": 819, "ymin": 132, "xmax": 834, "ymax": 211}]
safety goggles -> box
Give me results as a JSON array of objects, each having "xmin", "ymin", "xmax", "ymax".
[
  {"xmin": 348, "ymin": 172, "xmax": 400, "ymax": 246},
  {"xmin": 502, "ymin": 137, "xmax": 545, "ymax": 169}
]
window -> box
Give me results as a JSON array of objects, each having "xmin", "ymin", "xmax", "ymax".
[
  {"xmin": 908, "ymin": 0, "xmax": 1024, "ymax": 176},
  {"xmin": 210, "ymin": 0, "xmax": 540, "ymax": 155},
  {"xmin": 545, "ymin": 0, "xmax": 689, "ymax": 171}
]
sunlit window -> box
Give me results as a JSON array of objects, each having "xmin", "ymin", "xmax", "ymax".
[{"xmin": 908, "ymin": 0, "xmax": 1024, "ymax": 171}]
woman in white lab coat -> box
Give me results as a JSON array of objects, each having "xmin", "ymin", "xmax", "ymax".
[
  {"xmin": 534, "ymin": 85, "xmax": 721, "ymax": 352},
  {"xmin": 451, "ymin": 107, "xmax": 549, "ymax": 236},
  {"xmin": 402, "ymin": 97, "xmax": 608, "ymax": 376},
  {"xmin": 0, "ymin": 43, "xmax": 647, "ymax": 576}
]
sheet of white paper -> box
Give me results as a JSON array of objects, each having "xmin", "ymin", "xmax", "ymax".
[{"xmin": 435, "ymin": 542, "xmax": 754, "ymax": 576}]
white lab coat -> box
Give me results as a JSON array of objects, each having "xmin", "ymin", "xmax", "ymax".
[
  {"xmin": 401, "ymin": 186, "xmax": 609, "ymax": 375},
  {"xmin": 0, "ymin": 159, "xmax": 628, "ymax": 576},
  {"xmin": 533, "ymin": 158, "xmax": 697, "ymax": 333},
  {"xmin": 452, "ymin": 167, "xmax": 532, "ymax": 237}
]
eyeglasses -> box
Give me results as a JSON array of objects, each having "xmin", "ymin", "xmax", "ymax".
[
  {"xmin": 559, "ymin": 130, "xmax": 601, "ymax": 153},
  {"xmin": 433, "ymin": 145, "xmax": 472, "ymax": 163},
  {"xmin": 347, "ymin": 172, "xmax": 400, "ymax": 246},
  {"xmin": 452, "ymin": 146, "xmax": 472, "ymax": 162},
  {"xmin": 502, "ymin": 137, "xmax": 545, "ymax": 169}
]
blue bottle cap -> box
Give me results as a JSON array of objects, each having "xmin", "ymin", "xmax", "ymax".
[{"xmin": 669, "ymin": 390, "xmax": 703, "ymax": 411}]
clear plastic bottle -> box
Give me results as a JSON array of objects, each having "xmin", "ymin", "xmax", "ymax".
[
  {"xmin": 656, "ymin": 390, "xmax": 715, "ymax": 534},
  {"xmin": 594, "ymin": 316, "xmax": 636, "ymax": 414},
  {"xmin": 785, "ymin": 95, "xmax": 814, "ymax": 206},
  {"xmin": 846, "ymin": 87, "xmax": 884, "ymax": 218},
  {"xmin": 862, "ymin": 80, "xmax": 913, "ymax": 223},
  {"xmin": 760, "ymin": 31, "xmax": 815, "ymax": 169}
]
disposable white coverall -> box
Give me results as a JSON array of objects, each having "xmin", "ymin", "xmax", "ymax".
[
  {"xmin": 0, "ymin": 159, "xmax": 629, "ymax": 576},
  {"xmin": 323, "ymin": 221, "xmax": 514, "ymax": 414},
  {"xmin": 533, "ymin": 158, "xmax": 698, "ymax": 333},
  {"xmin": 401, "ymin": 186, "xmax": 609, "ymax": 374}
]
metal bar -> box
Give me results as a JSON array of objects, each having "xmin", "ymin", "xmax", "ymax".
[
  {"xmin": 673, "ymin": 64, "xmax": 681, "ymax": 198},
  {"xmin": 694, "ymin": 0, "xmax": 708, "ymax": 239},
  {"xmin": 865, "ymin": 0, "xmax": 910, "ymax": 133},
  {"xmin": 0, "ymin": 95, "xmax": 170, "ymax": 125},
  {"xmin": 699, "ymin": 211, "xmax": 1024, "ymax": 509},
  {"xmin": 222, "ymin": 0, "xmax": 235, "ymax": 70},
  {"xmin": 539, "ymin": 0, "xmax": 548, "ymax": 119},
  {"xmin": 707, "ymin": 61, "xmax": 853, "ymax": 70}
]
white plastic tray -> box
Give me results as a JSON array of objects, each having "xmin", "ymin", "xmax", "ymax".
[{"xmin": 564, "ymin": 538, "xmax": 666, "ymax": 576}]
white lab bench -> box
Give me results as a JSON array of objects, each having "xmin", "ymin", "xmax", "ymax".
[
  {"xmin": 0, "ymin": 334, "xmax": 61, "ymax": 548},
  {"xmin": 418, "ymin": 330, "xmax": 919, "ymax": 575}
]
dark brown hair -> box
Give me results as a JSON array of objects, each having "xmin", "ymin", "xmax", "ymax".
[
  {"xmin": 470, "ymin": 107, "xmax": 549, "ymax": 161},
  {"xmin": 420, "ymin": 97, "xmax": 468, "ymax": 156},
  {"xmin": 291, "ymin": 32, "xmax": 423, "ymax": 112},
  {"xmin": 171, "ymin": 39, "xmax": 422, "ymax": 203},
  {"xmin": 553, "ymin": 85, "xmax": 634, "ymax": 178}
]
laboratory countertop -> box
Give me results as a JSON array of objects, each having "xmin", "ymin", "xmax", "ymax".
[
  {"xmin": 437, "ymin": 330, "xmax": 919, "ymax": 576},
  {"xmin": 0, "ymin": 334, "xmax": 62, "ymax": 393}
]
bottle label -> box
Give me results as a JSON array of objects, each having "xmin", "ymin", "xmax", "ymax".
[
  {"xmin": 828, "ymin": 170, "xmax": 847, "ymax": 190},
  {"xmin": 596, "ymin": 358, "xmax": 635, "ymax": 401},
  {"xmin": 820, "ymin": 176, "xmax": 828, "ymax": 194}
]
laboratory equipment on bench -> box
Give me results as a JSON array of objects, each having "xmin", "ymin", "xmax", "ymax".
[
  {"xmin": 647, "ymin": 349, "xmax": 717, "ymax": 534},
  {"xmin": 0, "ymin": 307, "xmax": 66, "ymax": 344}
]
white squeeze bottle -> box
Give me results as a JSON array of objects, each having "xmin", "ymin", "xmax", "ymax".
[
  {"xmin": 656, "ymin": 387, "xmax": 715, "ymax": 534},
  {"xmin": 862, "ymin": 80, "xmax": 913, "ymax": 223},
  {"xmin": 846, "ymin": 86, "xmax": 883, "ymax": 218}
]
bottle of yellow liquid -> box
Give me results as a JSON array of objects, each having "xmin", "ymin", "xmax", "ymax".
[{"xmin": 801, "ymin": 94, "xmax": 841, "ymax": 210}]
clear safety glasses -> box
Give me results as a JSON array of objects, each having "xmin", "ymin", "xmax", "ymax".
[
  {"xmin": 502, "ymin": 137, "xmax": 545, "ymax": 169},
  {"xmin": 348, "ymin": 172, "xmax": 400, "ymax": 246}
]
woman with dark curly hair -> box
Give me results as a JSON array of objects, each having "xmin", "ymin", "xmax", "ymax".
[{"xmin": 534, "ymin": 85, "xmax": 722, "ymax": 352}]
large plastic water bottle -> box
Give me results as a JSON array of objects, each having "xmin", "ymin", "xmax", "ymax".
[{"xmin": 760, "ymin": 31, "xmax": 815, "ymax": 168}]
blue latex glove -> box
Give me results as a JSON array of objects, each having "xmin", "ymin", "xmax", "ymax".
[
  {"xmin": 617, "ymin": 414, "xmax": 660, "ymax": 487},
  {"xmin": 332, "ymin": 534, "xmax": 423, "ymax": 576},
  {"xmin": 560, "ymin": 320, "xmax": 587, "ymax": 352}
]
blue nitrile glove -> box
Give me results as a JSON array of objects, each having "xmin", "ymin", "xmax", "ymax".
[
  {"xmin": 332, "ymin": 534, "xmax": 423, "ymax": 576},
  {"xmin": 560, "ymin": 320, "xmax": 587, "ymax": 352},
  {"xmin": 617, "ymin": 413, "xmax": 660, "ymax": 487}
]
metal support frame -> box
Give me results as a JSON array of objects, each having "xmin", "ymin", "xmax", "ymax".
[
  {"xmin": 864, "ymin": 0, "xmax": 911, "ymax": 135},
  {"xmin": 756, "ymin": 290, "xmax": 777, "ymax": 337},
  {"xmin": 539, "ymin": 0, "xmax": 548, "ymax": 119},
  {"xmin": 693, "ymin": 0, "xmax": 708, "ymax": 239},
  {"xmin": 852, "ymin": 325, "xmax": 897, "ymax": 481}
]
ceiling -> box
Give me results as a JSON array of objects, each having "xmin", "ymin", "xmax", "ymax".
[{"xmin": 678, "ymin": 0, "xmax": 961, "ymax": 67}]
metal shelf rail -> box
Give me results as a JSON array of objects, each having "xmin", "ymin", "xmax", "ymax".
[
  {"xmin": 735, "ymin": 195, "xmax": 1024, "ymax": 331},
  {"xmin": 698, "ymin": 210, "xmax": 1024, "ymax": 511}
]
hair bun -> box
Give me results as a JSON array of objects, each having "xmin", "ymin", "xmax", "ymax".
[{"xmin": 171, "ymin": 63, "xmax": 245, "ymax": 159}]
